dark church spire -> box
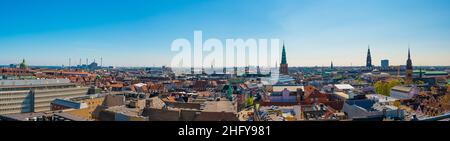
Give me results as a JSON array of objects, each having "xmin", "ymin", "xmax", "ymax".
[
  {"xmin": 408, "ymin": 47, "xmax": 411, "ymax": 58},
  {"xmin": 406, "ymin": 47, "xmax": 413, "ymax": 84},
  {"xmin": 331, "ymin": 61, "xmax": 334, "ymax": 69},
  {"xmin": 366, "ymin": 45, "xmax": 372, "ymax": 69},
  {"xmin": 406, "ymin": 47, "xmax": 413, "ymax": 70}
]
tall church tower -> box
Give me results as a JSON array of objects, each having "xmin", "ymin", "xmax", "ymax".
[
  {"xmin": 366, "ymin": 45, "xmax": 372, "ymax": 70},
  {"xmin": 279, "ymin": 43, "xmax": 289, "ymax": 75},
  {"xmin": 330, "ymin": 61, "xmax": 334, "ymax": 70},
  {"xmin": 405, "ymin": 48, "xmax": 413, "ymax": 84}
]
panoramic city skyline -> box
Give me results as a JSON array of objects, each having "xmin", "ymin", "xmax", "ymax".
[
  {"xmin": 1, "ymin": 1, "xmax": 449, "ymax": 136},
  {"xmin": 1, "ymin": 0, "xmax": 450, "ymax": 67}
]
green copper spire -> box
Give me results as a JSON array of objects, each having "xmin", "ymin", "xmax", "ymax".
[
  {"xmin": 281, "ymin": 42, "xmax": 287, "ymax": 64},
  {"xmin": 227, "ymin": 83, "xmax": 233, "ymax": 100}
]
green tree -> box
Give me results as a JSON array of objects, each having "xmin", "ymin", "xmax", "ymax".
[
  {"xmin": 386, "ymin": 79, "xmax": 401, "ymax": 96},
  {"xmin": 374, "ymin": 81, "xmax": 387, "ymax": 96},
  {"xmin": 247, "ymin": 95, "xmax": 254, "ymax": 106},
  {"xmin": 374, "ymin": 80, "xmax": 401, "ymax": 96},
  {"xmin": 387, "ymin": 79, "xmax": 400, "ymax": 88}
]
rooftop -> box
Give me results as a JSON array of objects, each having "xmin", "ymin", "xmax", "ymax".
[
  {"xmin": 0, "ymin": 113, "xmax": 47, "ymax": 121},
  {"xmin": 104, "ymin": 106, "xmax": 141, "ymax": 117},
  {"xmin": 366, "ymin": 94, "xmax": 398, "ymax": 103},
  {"xmin": 272, "ymin": 85, "xmax": 304, "ymax": 92},
  {"xmin": 334, "ymin": 84, "xmax": 355, "ymax": 90},
  {"xmin": 413, "ymin": 70, "xmax": 448, "ymax": 75},
  {"xmin": 54, "ymin": 113, "xmax": 91, "ymax": 121},
  {"xmin": 0, "ymin": 79, "xmax": 70, "ymax": 86},
  {"xmin": 147, "ymin": 97, "xmax": 166, "ymax": 109},
  {"xmin": 202, "ymin": 99, "xmax": 235, "ymax": 113},
  {"xmin": 391, "ymin": 86, "xmax": 413, "ymax": 92},
  {"xmin": 345, "ymin": 99, "xmax": 376, "ymax": 111}
]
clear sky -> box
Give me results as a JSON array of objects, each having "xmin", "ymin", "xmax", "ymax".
[{"xmin": 0, "ymin": 0, "xmax": 449, "ymax": 67}]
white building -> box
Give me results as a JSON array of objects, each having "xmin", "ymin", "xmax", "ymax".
[
  {"xmin": 0, "ymin": 79, "xmax": 88, "ymax": 114},
  {"xmin": 343, "ymin": 99, "xmax": 405, "ymax": 120},
  {"xmin": 334, "ymin": 84, "xmax": 356, "ymax": 99},
  {"xmin": 390, "ymin": 86, "xmax": 419, "ymax": 100}
]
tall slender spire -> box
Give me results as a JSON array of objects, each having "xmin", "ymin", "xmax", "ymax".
[
  {"xmin": 275, "ymin": 61, "xmax": 277, "ymax": 69},
  {"xmin": 366, "ymin": 45, "xmax": 372, "ymax": 69},
  {"xmin": 406, "ymin": 47, "xmax": 413, "ymax": 84},
  {"xmin": 406, "ymin": 47, "xmax": 413, "ymax": 70},
  {"xmin": 408, "ymin": 47, "xmax": 411, "ymax": 59},
  {"xmin": 331, "ymin": 61, "xmax": 334, "ymax": 69},
  {"xmin": 279, "ymin": 42, "xmax": 289, "ymax": 75},
  {"xmin": 281, "ymin": 42, "xmax": 287, "ymax": 64}
]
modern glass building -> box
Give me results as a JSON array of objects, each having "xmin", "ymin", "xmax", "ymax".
[{"xmin": 381, "ymin": 59, "xmax": 389, "ymax": 69}]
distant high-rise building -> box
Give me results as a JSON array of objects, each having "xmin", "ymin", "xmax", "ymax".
[
  {"xmin": 405, "ymin": 48, "xmax": 413, "ymax": 84},
  {"xmin": 245, "ymin": 66, "xmax": 249, "ymax": 74},
  {"xmin": 257, "ymin": 66, "xmax": 261, "ymax": 74},
  {"xmin": 279, "ymin": 43, "xmax": 289, "ymax": 75},
  {"xmin": 366, "ymin": 45, "xmax": 372, "ymax": 70},
  {"xmin": 211, "ymin": 65, "xmax": 215, "ymax": 74},
  {"xmin": 201, "ymin": 67, "xmax": 205, "ymax": 74},
  {"xmin": 9, "ymin": 64, "xmax": 17, "ymax": 68},
  {"xmin": 223, "ymin": 67, "xmax": 226, "ymax": 74},
  {"xmin": 381, "ymin": 59, "xmax": 389, "ymax": 69}
]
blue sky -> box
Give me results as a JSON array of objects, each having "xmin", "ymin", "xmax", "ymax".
[{"xmin": 0, "ymin": 0, "xmax": 449, "ymax": 67}]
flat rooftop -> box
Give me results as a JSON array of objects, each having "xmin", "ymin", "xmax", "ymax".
[
  {"xmin": 54, "ymin": 113, "xmax": 91, "ymax": 121},
  {"xmin": 0, "ymin": 113, "xmax": 47, "ymax": 121},
  {"xmin": 202, "ymin": 99, "xmax": 235, "ymax": 113},
  {"xmin": 0, "ymin": 79, "xmax": 70, "ymax": 86},
  {"xmin": 104, "ymin": 106, "xmax": 141, "ymax": 116},
  {"xmin": 0, "ymin": 79, "xmax": 75, "ymax": 89}
]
